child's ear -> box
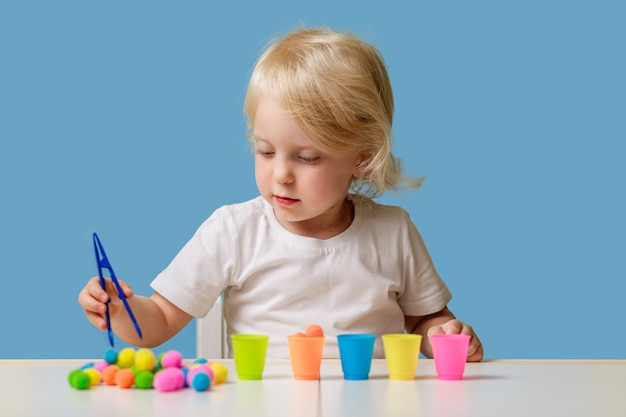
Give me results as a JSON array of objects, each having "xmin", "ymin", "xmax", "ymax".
[{"xmin": 353, "ymin": 159, "xmax": 367, "ymax": 178}]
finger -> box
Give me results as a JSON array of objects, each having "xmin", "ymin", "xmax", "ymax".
[
  {"xmin": 442, "ymin": 319, "xmax": 463, "ymax": 334},
  {"xmin": 467, "ymin": 336, "xmax": 484, "ymax": 362},
  {"xmin": 78, "ymin": 285, "xmax": 107, "ymax": 314},
  {"xmin": 456, "ymin": 323, "xmax": 483, "ymax": 362},
  {"xmin": 116, "ymin": 279, "xmax": 134, "ymax": 299},
  {"xmin": 78, "ymin": 288, "xmax": 108, "ymax": 330},
  {"xmin": 84, "ymin": 276, "xmax": 110, "ymax": 303},
  {"xmin": 102, "ymin": 278, "xmax": 128, "ymax": 305},
  {"xmin": 427, "ymin": 324, "xmax": 445, "ymax": 337},
  {"xmin": 84, "ymin": 310, "xmax": 109, "ymax": 331}
]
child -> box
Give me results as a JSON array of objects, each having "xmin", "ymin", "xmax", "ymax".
[{"xmin": 78, "ymin": 27, "xmax": 483, "ymax": 362}]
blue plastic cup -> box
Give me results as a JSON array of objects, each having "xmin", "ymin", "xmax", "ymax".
[{"xmin": 337, "ymin": 334, "xmax": 376, "ymax": 380}]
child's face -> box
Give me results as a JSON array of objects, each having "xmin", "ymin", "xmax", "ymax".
[{"xmin": 253, "ymin": 97, "xmax": 361, "ymax": 238}]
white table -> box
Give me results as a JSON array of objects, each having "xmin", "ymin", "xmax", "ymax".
[{"xmin": 1, "ymin": 359, "xmax": 624, "ymax": 417}]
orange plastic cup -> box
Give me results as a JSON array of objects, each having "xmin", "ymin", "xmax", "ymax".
[{"xmin": 287, "ymin": 335, "xmax": 325, "ymax": 380}]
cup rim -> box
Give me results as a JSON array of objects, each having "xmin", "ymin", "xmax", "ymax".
[
  {"xmin": 287, "ymin": 335, "xmax": 325, "ymax": 340},
  {"xmin": 231, "ymin": 333, "xmax": 269, "ymax": 340},
  {"xmin": 430, "ymin": 334, "xmax": 471, "ymax": 341},
  {"xmin": 337, "ymin": 333, "xmax": 376, "ymax": 340},
  {"xmin": 382, "ymin": 333, "xmax": 422, "ymax": 339}
]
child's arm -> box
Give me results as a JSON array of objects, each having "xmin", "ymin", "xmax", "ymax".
[
  {"xmin": 405, "ymin": 307, "xmax": 484, "ymax": 362},
  {"xmin": 78, "ymin": 276, "xmax": 192, "ymax": 347}
]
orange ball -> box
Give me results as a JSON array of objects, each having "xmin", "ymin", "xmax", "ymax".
[
  {"xmin": 305, "ymin": 324, "xmax": 324, "ymax": 337},
  {"xmin": 102, "ymin": 365, "xmax": 119, "ymax": 386},
  {"xmin": 115, "ymin": 368, "xmax": 135, "ymax": 389}
]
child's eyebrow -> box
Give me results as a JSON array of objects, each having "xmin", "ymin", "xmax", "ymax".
[
  {"xmin": 252, "ymin": 137, "xmax": 271, "ymax": 147},
  {"xmin": 251, "ymin": 133, "xmax": 268, "ymax": 142}
]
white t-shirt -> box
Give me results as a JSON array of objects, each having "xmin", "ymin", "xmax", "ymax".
[{"xmin": 151, "ymin": 195, "xmax": 452, "ymax": 358}]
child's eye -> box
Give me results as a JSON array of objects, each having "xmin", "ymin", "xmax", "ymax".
[
  {"xmin": 255, "ymin": 149, "xmax": 274, "ymax": 157},
  {"xmin": 298, "ymin": 155, "xmax": 320, "ymax": 163}
]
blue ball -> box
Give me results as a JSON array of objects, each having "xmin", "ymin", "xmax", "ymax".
[
  {"xmin": 181, "ymin": 368, "xmax": 189, "ymax": 387},
  {"xmin": 193, "ymin": 358, "xmax": 208, "ymax": 364},
  {"xmin": 104, "ymin": 348, "xmax": 118, "ymax": 365},
  {"xmin": 191, "ymin": 372, "xmax": 211, "ymax": 392}
]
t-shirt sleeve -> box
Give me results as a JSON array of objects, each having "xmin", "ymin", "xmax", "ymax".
[
  {"xmin": 150, "ymin": 207, "xmax": 236, "ymax": 318},
  {"xmin": 396, "ymin": 210, "xmax": 452, "ymax": 317}
]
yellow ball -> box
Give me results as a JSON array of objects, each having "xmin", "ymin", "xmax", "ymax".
[
  {"xmin": 209, "ymin": 362, "xmax": 228, "ymax": 385},
  {"xmin": 135, "ymin": 349, "xmax": 156, "ymax": 371},
  {"xmin": 117, "ymin": 347, "xmax": 136, "ymax": 368},
  {"xmin": 83, "ymin": 368, "xmax": 102, "ymax": 386}
]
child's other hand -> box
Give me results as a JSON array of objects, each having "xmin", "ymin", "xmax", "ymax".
[
  {"xmin": 77, "ymin": 276, "xmax": 134, "ymax": 331},
  {"xmin": 428, "ymin": 319, "xmax": 484, "ymax": 362}
]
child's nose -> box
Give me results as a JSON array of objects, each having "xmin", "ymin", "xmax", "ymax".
[{"xmin": 273, "ymin": 158, "xmax": 294, "ymax": 184}]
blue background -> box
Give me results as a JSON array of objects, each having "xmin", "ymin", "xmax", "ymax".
[{"xmin": 1, "ymin": 1, "xmax": 624, "ymax": 359}]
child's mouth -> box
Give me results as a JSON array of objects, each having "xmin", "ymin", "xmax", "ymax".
[{"xmin": 274, "ymin": 195, "xmax": 299, "ymax": 206}]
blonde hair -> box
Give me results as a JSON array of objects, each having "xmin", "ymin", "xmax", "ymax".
[{"xmin": 244, "ymin": 27, "xmax": 423, "ymax": 198}]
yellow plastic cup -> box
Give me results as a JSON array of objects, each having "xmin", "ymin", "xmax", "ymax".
[
  {"xmin": 382, "ymin": 334, "xmax": 422, "ymax": 380},
  {"xmin": 231, "ymin": 334, "xmax": 269, "ymax": 380},
  {"xmin": 287, "ymin": 335, "xmax": 325, "ymax": 380}
]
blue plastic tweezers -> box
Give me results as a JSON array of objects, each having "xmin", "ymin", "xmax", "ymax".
[{"xmin": 93, "ymin": 232, "xmax": 143, "ymax": 347}]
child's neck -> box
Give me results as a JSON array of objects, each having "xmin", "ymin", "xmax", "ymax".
[{"xmin": 278, "ymin": 199, "xmax": 354, "ymax": 240}]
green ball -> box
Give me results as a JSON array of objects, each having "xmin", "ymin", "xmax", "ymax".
[
  {"xmin": 68, "ymin": 369, "xmax": 83, "ymax": 386},
  {"xmin": 71, "ymin": 371, "xmax": 91, "ymax": 390},
  {"xmin": 135, "ymin": 371, "xmax": 154, "ymax": 389}
]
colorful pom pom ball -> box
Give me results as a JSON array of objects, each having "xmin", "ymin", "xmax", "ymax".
[
  {"xmin": 104, "ymin": 348, "xmax": 119, "ymax": 365},
  {"xmin": 160, "ymin": 350, "xmax": 183, "ymax": 369},
  {"xmin": 305, "ymin": 324, "xmax": 324, "ymax": 337},
  {"xmin": 191, "ymin": 372, "xmax": 211, "ymax": 392},
  {"xmin": 117, "ymin": 348, "xmax": 136, "ymax": 369},
  {"xmin": 69, "ymin": 370, "xmax": 91, "ymax": 390},
  {"xmin": 102, "ymin": 365, "xmax": 119, "ymax": 386},
  {"xmin": 135, "ymin": 348, "xmax": 156, "ymax": 372},
  {"xmin": 83, "ymin": 368, "xmax": 102, "ymax": 386},
  {"xmin": 154, "ymin": 368, "xmax": 184, "ymax": 392},
  {"xmin": 135, "ymin": 371, "xmax": 154, "ymax": 389},
  {"xmin": 209, "ymin": 362, "xmax": 228, "ymax": 385},
  {"xmin": 115, "ymin": 368, "xmax": 135, "ymax": 389},
  {"xmin": 186, "ymin": 364, "xmax": 213, "ymax": 387},
  {"xmin": 93, "ymin": 360, "xmax": 109, "ymax": 373}
]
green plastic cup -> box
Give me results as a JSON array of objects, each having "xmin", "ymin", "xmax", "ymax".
[{"xmin": 231, "ymin": 334, "xmax": 269, "ymax": 380}]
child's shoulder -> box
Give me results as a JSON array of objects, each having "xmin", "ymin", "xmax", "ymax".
[
  {"xmin": 215, "ymin": 196, "xmax": 265, "ymax": 215},
  {"xmin": 201, "ymin": 196, "xmax": 265, "ymax": 225},
  {"xmin": 197, "ymin": 196, "xmax": 266, "ymax": 235},
  {"xmin": 353, "ymin": 195, "xmax": 411, "ymax": 221}
]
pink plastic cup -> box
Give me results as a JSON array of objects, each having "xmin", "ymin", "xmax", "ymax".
[{"xmin": 430, "ymin": 334, "xmax": 471, "ymax": 380}]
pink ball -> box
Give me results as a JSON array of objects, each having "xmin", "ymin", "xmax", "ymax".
[
  {"xmin": 160, "ymin": 350, "xmax": 183, "ymax": 369},
  {"xmin": 93, "ymin": 360, "xmax": 109, "ymax": 373},
  {"xmin": 186, "ymin": 364, "xmax": 214, "ymax": 387},
  {"xmin": 154, "ymin": 368, "xmax": 184, "ymax": 392},
  {"xmin": 171, "ymin": 368, "xmax": 185, "ymax": 389}
]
